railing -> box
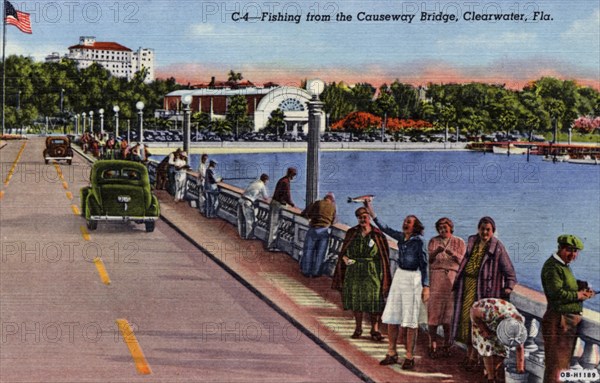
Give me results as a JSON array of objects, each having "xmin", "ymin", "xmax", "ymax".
[{"xmin": 146, "ymin": 159, "xmax": 600, "ymax": 382}]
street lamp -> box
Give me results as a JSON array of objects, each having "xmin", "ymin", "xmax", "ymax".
[
  {"xmin": 136, "ymin": 101, "xmax": 144, "ymax": 143},
  {"xmin": 99, "ymin": 108, "xmax": 104, "ymax": 136},
  {"xmin": 60, "ymin": 88, "xmax": 64, "ymax": 114},
  {"xmin": 113, "ymin": 105, "xmax": 120, "ymax": 137},
  {"xmin": 89, "ymin": 110, "xmax": 94, "ymax": 134},
  {"xmin": 82, "ymin": 112, "xmax": 87, "ymax": 133},
  {"xmin": 181, "ymin": 94, "xmax": 192, "ymax": 153},
  {"xmin": 305, "ymin": 79, "xmax": 325, "ymax": 206},
  {"xmin": 74, "ymin": 114, "xmax": 79, "ymax": 135}
]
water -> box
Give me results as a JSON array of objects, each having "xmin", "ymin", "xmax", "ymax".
[{"xmin": 154, "ymin": 150, "xmax": 600, "ymax": 310}]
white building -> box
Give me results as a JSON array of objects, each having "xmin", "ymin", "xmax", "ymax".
[
  {"xmin": 164, "ymin": 84, "xmax": 326, "ymax": 134},
  {"xmin": 46, "ymin": 36, "xmax": 155, "ymax": 83}
]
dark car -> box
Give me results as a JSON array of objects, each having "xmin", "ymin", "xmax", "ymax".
[
  {"xmin": 80, "ymin": 160, "xmax": 160, "ymax": 232},
  {"xmin": 43, "ymin": 136, "xmax": 74, "ymax": 165}
]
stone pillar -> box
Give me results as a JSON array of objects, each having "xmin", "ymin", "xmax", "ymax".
[{"xmin": 305, "ymin": 95, "xmax": 324, "ymax": 207}]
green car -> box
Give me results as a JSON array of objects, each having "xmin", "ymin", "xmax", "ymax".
[{"xmin": 80, "ymin": 160, "xmax": 160, "ymax": 232}]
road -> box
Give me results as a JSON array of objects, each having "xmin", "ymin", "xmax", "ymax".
[{"xmin": 0, "ymin": 137, "xmax": 360, "ymax": 382}]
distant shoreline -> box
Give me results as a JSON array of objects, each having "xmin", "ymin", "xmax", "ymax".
[{"xmin": 144, "ymin": 141, "xmax": 469, "ymax": 155}]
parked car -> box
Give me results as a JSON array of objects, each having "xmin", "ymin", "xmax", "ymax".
[
  {"xmin": 80, "ymin": 160, "xmax": 160, "ymax": 232},
  {"xmin": 43, "ymin": 136, "xmax": 74, "ymax": 165}
]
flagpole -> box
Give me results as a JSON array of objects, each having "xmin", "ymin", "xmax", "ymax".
[{"xmin": 2, "ymin": 0, "xmax": 7, "ymax": 135}]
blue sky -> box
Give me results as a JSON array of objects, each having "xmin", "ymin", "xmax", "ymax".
[{"xmin": 4, "ymin": 0, "xmax": 599, "ymax": 88}]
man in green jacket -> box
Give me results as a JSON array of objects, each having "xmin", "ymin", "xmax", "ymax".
[{"xmin": 541, "ymin": 234, "xmax": 595, "ymax": 383}]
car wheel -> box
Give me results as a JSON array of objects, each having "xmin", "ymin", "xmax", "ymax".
[
  {"xmin": 87, "ymin": 219, "xmax": 98, "ymax": 230},
  {"xmin": 45, "ymin": 159, "xmax": 49, "ymax": 164},
  {"xmin": 145, "ymin": 221, "xmax": 155, "ymax": 233}
]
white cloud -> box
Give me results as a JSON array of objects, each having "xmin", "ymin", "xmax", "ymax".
[
  {"xmin": 436, "ymin": 32, "xmax": 536, "ymax": 48},
  {"xmin": 562, "ymin": 9, "xmax": 600, "ymax": 38},
  {"xmin": 6, "ymin": 41, "xmax": 64, "ymax": 61},
  {"xmin": 189, "ymin": 24, "xmax": 216, "ymax": 35}
]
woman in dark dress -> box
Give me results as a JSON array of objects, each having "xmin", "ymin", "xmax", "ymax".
[
  {"xmin": 332, "ymin": 207, "xmax": 391, "ymax": 341},
  {"xmin": 451, "ymin": 216, "xmax": 517, "ymax": 371}
]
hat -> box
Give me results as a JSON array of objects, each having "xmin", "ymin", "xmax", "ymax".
[
  {"xmin": 355, "ymin": 207, "xmax": 369, "ymax": 217},
  {"xmin": 478, "ymin": 216, "xmax": 496, "ymax": 232},
  {"xmin": 325, "ymin": 192, "xmax": 335, "ymax": 202},
  {"xmin": 496, "ymin": 317, "xmax": 527, "ymax": 348},
  {"xmin": 209, "ymin": 159, "xmax": 218, "ymax": 165},
  {"xmin": 558, "ymin": 234, "xmax": 584, "ymax": 250}
]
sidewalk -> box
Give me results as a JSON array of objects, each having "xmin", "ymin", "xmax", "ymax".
[{"xmin": 156, "ymin": 191, "xmax": 483, "ymax": 383}]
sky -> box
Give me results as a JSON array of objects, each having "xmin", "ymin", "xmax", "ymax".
[{"xmin": 3, "ymin": 0, "xmax": 600, "ymax": 89}]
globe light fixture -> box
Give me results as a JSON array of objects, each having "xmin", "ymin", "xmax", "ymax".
[{"xmin": 113, "ymin": 105, "xmax": 120, "ymax": 137}]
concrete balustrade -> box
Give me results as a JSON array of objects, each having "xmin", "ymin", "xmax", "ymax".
[{"xmin": 146, "ymin": 160, "xmax": 600, "ymax": 382}]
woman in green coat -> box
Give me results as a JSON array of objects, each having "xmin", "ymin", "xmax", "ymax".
[{"xmin": 333, "ymin": 207, "xmax": 391, "ymax": 341}]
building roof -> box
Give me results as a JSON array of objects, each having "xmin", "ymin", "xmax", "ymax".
[
  {"xmin": 68, "ymin": 42, "xmax": 132, "ymax": 52},
  {"xmin": 166, "ymin": 88, "xmax": 275, "ymax": 97}
]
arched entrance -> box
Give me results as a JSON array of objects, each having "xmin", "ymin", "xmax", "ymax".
[{"xmin": 254, "ymin": 86, "xmax": 325, "ymax": 134}]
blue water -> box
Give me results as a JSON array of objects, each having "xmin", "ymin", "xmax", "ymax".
[{"xmin": 154, "ymin": 150, "xmax": 600, "ymax": 310}]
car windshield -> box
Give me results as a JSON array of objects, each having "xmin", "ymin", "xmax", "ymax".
[{"xmin": 101, "ymin": 169, "xmax": 141, "ymax": 180}]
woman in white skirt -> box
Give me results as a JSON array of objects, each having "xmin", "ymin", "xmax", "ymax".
[
  {"xmin": 365, "ymin": 200, "xmax": 430, "ymax": 370},
  {"xmin": 173, "ymin": 151, "xmax": 189, "ymax": 202}
]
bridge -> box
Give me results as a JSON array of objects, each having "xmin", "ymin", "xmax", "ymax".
[{"xmin": 1, "ymin": 136, "xmax": 598, "ymax": 382}]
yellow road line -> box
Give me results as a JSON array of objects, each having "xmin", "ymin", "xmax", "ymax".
[
  {"xmin": 66, "ymin": 191, "xmax": 73, "ymax": 200},
  {"xmin": 0, "ymin": 190, "xmax": 4, "ymax": 200},
  {"xmin": 80, "ymin": 226, "xmax": 90, "ymax": 241},
  {"xmin": 93, "ymin": 257, "xmax": 111, "ymax": 285},
  {"xmin": 62, "ymin": 181, "xmax": 69, "ymax": 189},
  {"xmin": 71, "ymin": 204, "xmax": 80, "ymax": 215},
  {"xmin": 115, "ymin": 319, "xmax": 152, "ymax": 375},
  {"xmin": 3, "ymin": 141, "xmax": 27, "ymax": 186}
]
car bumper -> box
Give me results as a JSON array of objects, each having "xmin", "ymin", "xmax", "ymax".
[
  {"xmin": 89, "ymin": 215, "xmax": 158, "ymax": 222},
  {"xmin": 45, "ymin": 156, "xmax": 73, "ymax": 161}
]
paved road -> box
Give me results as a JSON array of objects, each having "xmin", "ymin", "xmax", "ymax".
[{"xmin": 0, "ymin": 137, "xmax": 361, "ymax": 382}]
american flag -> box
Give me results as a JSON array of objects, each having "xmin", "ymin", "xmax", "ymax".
[{"xmin": 4, "ymin": 0, "xmax": 32, "ymax": 34}]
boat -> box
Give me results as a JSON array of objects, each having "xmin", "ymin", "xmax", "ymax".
[
  {"xmin": 566, "ymin": 156, "xmax": 599, "ymax": 165},
  {"xmin": 492, "ymin": 144, "xmax": 528, "ymax": 155},
  {"xmin": 542, "ymin": 154, "xmax": 570, "ymax": 162}
]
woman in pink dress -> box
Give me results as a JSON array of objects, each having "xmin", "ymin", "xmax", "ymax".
[{"xmin": 427, "ymin": 217, "xmax": 465, "ymax": 358}]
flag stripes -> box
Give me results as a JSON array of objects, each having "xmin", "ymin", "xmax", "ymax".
[{"xmin": 4, "ymin": 1, "xmax": 32, "ymax": 34}]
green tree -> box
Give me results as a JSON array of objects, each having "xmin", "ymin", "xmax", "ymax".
[
  {"xmin": 321, "ymin": 82, "xmax": 354, "ymax": 123},
  {"xmin": 350, "ymin": 83, "xmax": 375, "ymax": 112},
  {"xmin": 390, "ymin": 81, "xmax": 421, "ymax": 118},
  {"xmin": 264, "ymin": 108, "xmax": 286, "ymax": 136},
  {"xmin": 209, "ymin": 118, "xmax": 232, "ymax": 135},
  {"xmin": 227, "ymin": 70, "xmax": 243, "ymax": 89},
  {"xmin": 226, "ymin": 95, "xmax": 249, "ymax": 138}
]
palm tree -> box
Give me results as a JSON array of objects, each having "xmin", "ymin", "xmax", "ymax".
[
  {"xmin": 210, "ymin": 118, "xmax": 232, "ymax": 135},
  {"xmin": 227, "ymin": 70, "xmax": 243, "ymax": 89}
]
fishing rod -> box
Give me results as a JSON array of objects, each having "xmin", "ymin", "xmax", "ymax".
[{"xmin": 221, "ymin": 177, "xmax": 257, "ymax": 181}]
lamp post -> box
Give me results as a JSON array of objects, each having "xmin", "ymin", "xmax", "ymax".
[
  {"xmin": 82, "ymin": 112, "xmax": 87, "ymax": 133},
  {"xmin": 89, "ymin": 110, "xmax": 94, "ymax": 134},
  {"xmin": 113, "ymin": 105, "xmax": 120, "ymax": 138},
  {"xmin": 181, "ymin": 94, "xmax": 192, "ymax": 153},
  {"xmin": 74, "ymin": 114, "xmax": 79, "ymax": 135},
  {"xmin": 305, "ymin": 79, "xmax": 325, "ymax": 207},
  {"xmin": 136, "ymin": 101, "xmax": 144, "ymax": 143},
  {"xmin": 60, "ymin": 88, "xmax": 64, "ymax": 114},
  {"xmin": 99, "ymin": 108, "xmax": 104, "ymax": 136}
]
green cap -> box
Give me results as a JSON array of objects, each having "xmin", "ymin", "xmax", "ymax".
[{"xmin": 557, "ymin": 234, "xmax": 584, "ymax": 250}]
